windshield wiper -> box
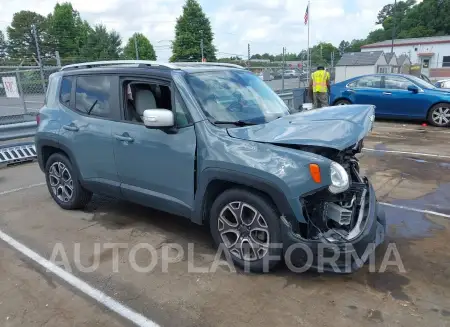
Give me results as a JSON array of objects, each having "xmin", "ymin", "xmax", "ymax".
[{"xmin": 212, "ymin": 120, "xmax": 258, "ymax": 126}]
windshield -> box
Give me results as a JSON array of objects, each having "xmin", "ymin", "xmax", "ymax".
[
  {"xmin": 184, "ymin": 69, "xmax": 290, "ymax": 124},
  {"xmin": 408, "ymin": 75, "xmax": 436, "ymax": 89}
]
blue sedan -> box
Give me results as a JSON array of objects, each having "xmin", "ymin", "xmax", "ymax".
[{"xmin": 330, "ymin": 74, "xmax": 450, "ymax": 127}]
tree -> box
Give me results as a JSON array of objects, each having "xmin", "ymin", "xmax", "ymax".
[
  {"xmin": 6, "ymin": 11, "xmax": 50, "ymax": 59},
  {"xmin": 47, "ymin": 2, "xmax": 89, "ymax": 58},
  {"xmin": 0, "ymin": 31, "xmax": 6, "ymax": 59},
  {"xmin": 338, "ymin": 40, "xmax": 350, "ymax": 54},
  {"xmin": 376, "ymin": 0, "xmax": 416, "ymax": 25},
  {"xmin": 171, "ymin": 0, "xmax": 216, "ymax": 62},
  {"xmin": 79, "ymin": 24, "xmax": 121, "ymax": 60},
  {"xmin": 310, "ymin": 42, "xmax": 339, "ymax": 65},
  {"xmin": 366, "ymin": 29, "xmax": 388, "ymax": 43},
  {"xmin": 123, "ymin": 33, "xmax": 156, "ymax": 60}
]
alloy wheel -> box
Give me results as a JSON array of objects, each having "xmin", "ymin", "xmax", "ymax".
[
  {"xmin": 218, "ymin": 201, "xmax": 270, "ymax": 261},
  {"xmin": 48, "ymin": 162, "xmax": 74, "ymax": 203},
  {"xmin": 432, "ymin": 107, "xmax": 450, "ymax": 126}
]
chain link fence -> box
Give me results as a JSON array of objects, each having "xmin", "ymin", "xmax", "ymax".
[{"xmin": 0, "ymin": 67, "xmax": 59, "ymax": 118}]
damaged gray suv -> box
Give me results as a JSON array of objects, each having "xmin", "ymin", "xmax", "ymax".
[{"xmin": 35, "ymin": 60, "xmax": 386, "ymax": 273}]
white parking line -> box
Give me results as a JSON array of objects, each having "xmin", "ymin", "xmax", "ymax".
[
  {"xmin": 374, "ymin": 125, "xmax": 450, "ymax": 134},
  {"xmin": 380, "ymin": 202, "xmax": 450, "ymax": 219},
  {"xmin": 363, "ymin": 148, "xmax": 450, "ymax": 159},
  {"xmin": 0, "ymin": 229, "xmax": 160, "ymax": 327},
  {"xmin": 0, "ymin": 183, "xmax": 46, "ymax": 196}
]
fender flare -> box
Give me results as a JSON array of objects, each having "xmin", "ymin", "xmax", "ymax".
[
  {"xmin": 35, "ymin": 138, "xmax": 82, "ymax": 180},
  {"xmin": 192, "ymin": 168, "xmax": 300, "ymax": 225}
]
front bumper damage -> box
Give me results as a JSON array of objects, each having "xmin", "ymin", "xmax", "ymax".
[{"xmin": 281, "ymin": 178, "xmax": 386, "ymax": 273}]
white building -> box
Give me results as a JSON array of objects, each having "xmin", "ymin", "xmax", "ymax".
[
  {"xmin": 361, "ymin": 36, "xmax": 450, "ymax": 78},
  {"xmin": 335, "ymin": 51, "xmax": 388, "ymax": 83}
]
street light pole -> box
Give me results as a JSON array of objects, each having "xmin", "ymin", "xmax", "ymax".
[{"xmin": 391, "ymin": 0, "xmax": 397, "ymax": 54}]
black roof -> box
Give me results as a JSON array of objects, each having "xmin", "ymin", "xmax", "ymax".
[{"xmin": 336, "ymin": 51, "xmax": 384, "ymax": 66}]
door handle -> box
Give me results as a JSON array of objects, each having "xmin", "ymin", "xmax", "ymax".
[
  {"xmin": 62, "ymin": 124, "xmax": 79, "ymax": 132},
  {"xmin": 114, "ymin": 134, "xmax": 134, "ymax": 143},
  {"xmin": 383, "ymin": 92, "xmax": 392, "ymax": 95}
]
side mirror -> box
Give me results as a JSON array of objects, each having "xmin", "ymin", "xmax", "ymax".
[
  {"xmin": 143, "ymin": 109, "xmax": 174, "ymax": 128},
  {"xmin": 407, "ymin": 84, "xmax": 419, "ymax": 93},
  {"xmin": 435, "ymin": 82, "xmax": 442, "ymax": 88}
]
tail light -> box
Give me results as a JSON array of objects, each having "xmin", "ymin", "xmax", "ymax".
[{"xmin": 36, "ymin": 113, "xmax": 40, "ymax": 126}]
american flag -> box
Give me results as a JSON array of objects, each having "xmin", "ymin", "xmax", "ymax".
[{"xmin": 304, "ymin": 5, "xmax": 309, "ymax": 25}]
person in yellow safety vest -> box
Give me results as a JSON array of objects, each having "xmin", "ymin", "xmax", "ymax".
[{"xmin": 308, "ymin": 66, "xmax": 331, "ymax": 109}]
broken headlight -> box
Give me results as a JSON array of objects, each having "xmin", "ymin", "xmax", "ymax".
[{"xmin": 329, "ymin": 161, "xmax": 349, "ymax": 194}]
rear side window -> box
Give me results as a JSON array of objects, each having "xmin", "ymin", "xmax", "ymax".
[
  {"xmin": 60, "ymin": 76, "xmax": 73, "ymax": 107},
  {"xmin": 75, "ymin": 76, "xmax": 112, "ymax": 118},
  {"xmin": 349, "ymin": 76, "xmax": 382, "ymax": 88}
]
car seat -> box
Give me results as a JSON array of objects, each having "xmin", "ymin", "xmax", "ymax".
[{"xmin": 134, "ymin": 89, "xmax": 157, "ymax": 122}]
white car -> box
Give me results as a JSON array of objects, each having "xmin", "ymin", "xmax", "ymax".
[{"xmin": 435, "ymin": 78, "xmax": 450, "ymax": 89}]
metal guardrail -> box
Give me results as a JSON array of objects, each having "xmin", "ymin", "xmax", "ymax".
[
  {"xmin": 0, "ymin": 142, "xmax": 37, "ymax": 168},
  {"xmin": 0, "ymin": 114, "xmax": 37, "ymax": 141},
  {"xmin": 278, "ymin": 92, "xmax": 294, "ymax": 109}
]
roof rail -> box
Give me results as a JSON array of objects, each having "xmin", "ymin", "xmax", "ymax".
[
  {"xmin": 172, "ymin": 62, "xmax": 245, "ymax": 69},
  {"xmin": 60, "ymin": 60, "xmax": 177, "ymax": 71}
]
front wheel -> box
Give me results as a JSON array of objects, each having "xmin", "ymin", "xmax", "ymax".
[
  {"xmin": 334, "ymin": 99, "xmax": 351, "ymax": 106},
  {"xmin": 209, "ymin": 189, "xmax": 282, "ymax": 272},
  {"xmin": 428, "ymin": 104, "xmax": 450, "ymax": 127}
]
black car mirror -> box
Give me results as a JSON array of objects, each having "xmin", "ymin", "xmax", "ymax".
[{"xmin": 407, "ymin": 84, "xmax": 419, "ymax": 93}]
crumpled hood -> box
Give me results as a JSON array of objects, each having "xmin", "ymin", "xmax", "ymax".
[{"xmin": 227, "ymin": 105, "xmax": 375, "ymax": 151}]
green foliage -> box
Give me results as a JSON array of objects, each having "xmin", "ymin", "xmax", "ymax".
[
  {"xmin": 376, "ymin": 0, "xmax": 416, "ymax": 25},
  {"xmin": 6, "ymin": 10, "xmax": 50, "ymax": 59},
  {"xmin": 0, "ymin": 31, "xmax": 6, "ymax": 59},
  {"xmin": 47, "ymin": 3, "xmax": 87, "ymax": 57},
  {"xmin": 310, "ymin": 42, "xmax": 340, "ymax": 65},
  {"xmin": 123, "ymin": 33, "xmax": 156, "ymax": 60},
  {"xmin": 171, "ymin": 0, "xmax": 216, "ymax": 62},
  {"xmin": 79, "ymin": 24, "xmax": 122, "ymax": 60}
]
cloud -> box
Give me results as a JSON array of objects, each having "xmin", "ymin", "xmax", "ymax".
[{"xmin": 0, "ymin": 0, "xmax": 394, "ymax": 61}]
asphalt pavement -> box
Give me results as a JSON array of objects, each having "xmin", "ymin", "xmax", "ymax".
[{"xmin": 0, "ymin": 121, "xmax": 450, "ymax": 326}]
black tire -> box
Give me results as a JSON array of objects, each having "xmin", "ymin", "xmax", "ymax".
[
  {"xmin": 334, "ymin": 99, "xmax": 351, "ymax": 106},
  {"xmin": 45, "ymin": 153, "xmax": 92, "ymax": 210},
  {"xmin": 209, "ymin": 188, "xmax": 282, "ymax": 273},
  {"xmin": 427, "ymin": 103, "xmax": 450, "ymax": 127}
]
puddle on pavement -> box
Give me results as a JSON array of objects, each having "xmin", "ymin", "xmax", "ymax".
[
  {"xmin": 391, "ymin": 183, "xmax": 450, "ymax": 216},
  {"xmin": 384, "ymin": 206, "xmax": 444, "ymax": 239}
]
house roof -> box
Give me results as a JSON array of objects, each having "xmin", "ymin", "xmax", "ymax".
[
  {"xmin": 384, "ymin": 52, "xmax": 396, "ymax": 63},
  {"xmin": 397, "ymin": 54, "xmax": 411, "ymax": 66},
  {"xmin": 336, "ymin": 51, "xmax": 384, "ymax": 66},
  {"xmin": 361, "ymin": 35, "xmax": 450, "ymax": 49}
]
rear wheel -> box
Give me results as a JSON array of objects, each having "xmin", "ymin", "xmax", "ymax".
[
  {"xmin": 334, "ymin": 99, "xmax": 351, "ymax": 106},
  {"xmin": 45, "ymin": 153, "xmax": 92, "ymax": 210},
  {"xmin": 428, "ymin": 103, "xmax": 450, "ymax": 127},
  {"xmin": 209, "ymin": 189, "xmax": 282, "ymax": 272}
]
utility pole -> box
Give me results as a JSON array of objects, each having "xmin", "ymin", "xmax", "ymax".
[
  {"xmin": 200, "ymin": 30, "xmax": 204, "ymax": 62},
  {"xmin": 32, "ymin": 24, "xmax": 46, "ymax": 92},
  {"xmin": 134, "ymin": 34, "xmax": 139, "ymax": 60},
  {"xmin": 331, "ymin": 51, "xmax": 335, "ymax": 68},
  {"xmin": 391, "ymin": 0, "xmax": 397, "ymax": 54},
  {"xmin": 281, "ymin": 47, "xmax": 286, "ymax": 93},
  {"xmin": 247, "ymin": 43, "xmax": 250, "ymax": 68}
]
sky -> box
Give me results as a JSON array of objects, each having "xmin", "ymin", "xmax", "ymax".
[{"xmin": 0, "ymin": 0, "xmax": 401, "ymax": 61}]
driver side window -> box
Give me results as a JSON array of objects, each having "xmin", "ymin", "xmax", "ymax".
[
  {"xmin": 121, "ymin": 80, "xmax": 191, "ymax": 127},
  {"xmin": 384, "ymin": 76, "xmax": 410, "ymax": 90}
]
